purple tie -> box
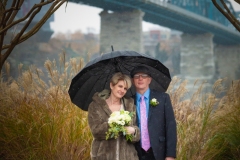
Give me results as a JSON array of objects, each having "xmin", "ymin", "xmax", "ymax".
[{"xmin": 140, "ymin": 96, "xmax": 150, "ymax": 151}]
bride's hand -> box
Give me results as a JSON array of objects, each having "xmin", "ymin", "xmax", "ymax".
[{"xmin": 124, "ymin": 126, "xmax": 135, "ymax": 135}]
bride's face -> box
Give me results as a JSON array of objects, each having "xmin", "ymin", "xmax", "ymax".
[{"xmin": 110, "ymin": 80, "xmax": 128, "ymax": 99}]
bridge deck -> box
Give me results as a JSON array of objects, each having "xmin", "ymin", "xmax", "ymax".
[{"xmin": 71, "ymin": 0, "xmax": 240, "ymax": 44}]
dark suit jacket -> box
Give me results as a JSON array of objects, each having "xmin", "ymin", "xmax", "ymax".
[{"xmin": 133, "ymin": 89, "xmax": 177, "ymax": 160}]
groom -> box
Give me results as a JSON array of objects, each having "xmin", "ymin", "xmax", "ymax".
[{"xmin": 131, "ymin": 65, "xmax": 177, "ymax": 160}]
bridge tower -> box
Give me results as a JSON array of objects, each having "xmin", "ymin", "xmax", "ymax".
[
  {"xmin": 214, "ymin": 44, "xmax": 240, "ymax": 84},
  {"xmin": 180, "ymin": 33, "xmax": 215, "ymax": 89},
  {"xmin": 99, "ymin": 10, "xmax": 144, "ymax": 53}
]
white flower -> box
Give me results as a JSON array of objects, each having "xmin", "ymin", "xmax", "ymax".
[
  {"xmin": 106, "ymin": 109, "xmax": 135, "ymax": 141},
  {"xmin": 152, "ymin": 98, "xmax": 157, "ymax": 103},
  {"xmin": 150, "ymin": 98, "xmax": 159, "ymax": 107}
]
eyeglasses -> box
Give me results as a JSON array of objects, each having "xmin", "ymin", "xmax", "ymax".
[{"xmin": 133, "ymin": 74, "xmax": 149, "ymax": 79}]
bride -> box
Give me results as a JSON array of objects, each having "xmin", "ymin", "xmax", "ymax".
[{"xmin": 88, "ymin": 72, "xmax": 140, "ymax": 160}]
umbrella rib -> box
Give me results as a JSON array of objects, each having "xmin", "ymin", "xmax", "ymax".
[
  {"xmin": 86, "ymin": 59, "xmax": 116, "ymax": 97},
  {"xmin": 87, "ymin": 72, "xmax": 108, "ymax": 100},
  {"xmin": 101, "ymin": 59, "xmax": 116, "ymax": 88},
  {"xmin": 117, "ymin": 58, "xmax": 135, "ymax": 73}
]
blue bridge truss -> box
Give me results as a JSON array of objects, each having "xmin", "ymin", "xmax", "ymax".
[{"xmin": 71, "ymin": 0, "xmax": 240, "ymax": 44}]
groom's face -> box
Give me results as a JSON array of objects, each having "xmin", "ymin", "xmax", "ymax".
[{"xmin": 132, "ymin": 72, "xmax": 152, "ymax": 91}]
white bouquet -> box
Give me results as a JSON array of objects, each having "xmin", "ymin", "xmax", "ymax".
[{"xmin": 106, "ymin": 110, "xmax": 134, "ymax": 141}]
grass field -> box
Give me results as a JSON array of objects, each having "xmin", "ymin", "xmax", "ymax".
[{"xmin": 1, "ymin": 56, "xmax": 239, "ymax": 160}]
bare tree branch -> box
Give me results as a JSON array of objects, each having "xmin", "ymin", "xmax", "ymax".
[
  {"xmin": 6, "ymin": 0, "xmax": 24, "ymax": 27},
  {"xmin": 212, "ymin": 0, "xmax": 240, "ymax": 31},
  {"xmin": 0, "ymin": 0, "xmax": 68, "ymax": 73},
  {"xmin": 1, "ymin": 0, "xmax": 53, "ymax": 34},
  {"xmin": 19, "ymin": 1, "xmax": 66, "ymax": 43}
]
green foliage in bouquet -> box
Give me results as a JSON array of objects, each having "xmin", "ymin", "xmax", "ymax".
[{"xmin": 106, "ymin": 110, "xmax": 134, "ymax": 142}]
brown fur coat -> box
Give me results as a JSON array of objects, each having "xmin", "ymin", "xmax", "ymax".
[{"xmin": 88, "ymin": 89, "xmax": 140, "ymax": 160}]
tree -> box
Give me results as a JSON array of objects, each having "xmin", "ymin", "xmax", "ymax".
[
  {"xmin": 212, "ymin": 0, "xmax": 240, "ymax": 31},
  {"xmin": 0, "ymin": 0, "xmax": 68, "ymax": 73}
]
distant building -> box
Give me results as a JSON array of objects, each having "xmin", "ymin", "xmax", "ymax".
[
  {"xmin": 143, "ymin": 29, "xmax": 172, "ymax": 57},
  {"xmin": 143, "ymin": 30, "xmax": 159, "ymax": 57},
  {"xmin": 143, "ymin": 28, "xmax": 182, "ymax": 76}
]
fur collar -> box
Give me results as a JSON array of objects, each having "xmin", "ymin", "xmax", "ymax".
[{"xmin": 91, "ymin": 89, "xmax": 134, "ymax": 116}]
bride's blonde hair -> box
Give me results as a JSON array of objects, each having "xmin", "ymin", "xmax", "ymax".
[{"xmin": 110, "ymin": 72, "xmax": 132, "ymax": 90}]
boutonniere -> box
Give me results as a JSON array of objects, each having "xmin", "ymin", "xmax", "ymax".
[{"xmin": 150, "ymin": 98, "xmax": 159, "ymax": 107}]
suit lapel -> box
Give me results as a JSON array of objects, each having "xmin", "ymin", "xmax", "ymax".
[
  {"xmin": 148, "ymin": 90, "xmax": 154, "ymax": 122},
  {"xmin": 132, "ymin": 94, "xmax": 140, "ymax": 126}
]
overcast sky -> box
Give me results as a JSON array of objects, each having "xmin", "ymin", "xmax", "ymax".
[
  {"xmin": 50, "ymin": 1, "xmax": 240, "ymax": 34},
  {"xmin": 229, "ymin": 0, "xmax": 240, "ymax": 10}
]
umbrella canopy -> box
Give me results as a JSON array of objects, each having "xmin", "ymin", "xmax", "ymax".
[{"xmin": 68, "ymin": 50, "xmax": 171, "ymax": 111}]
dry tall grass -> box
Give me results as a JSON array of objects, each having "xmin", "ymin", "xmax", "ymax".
[
  {"xmin": 0, "ymin": 54, "xmax": 92, "ymax": 159},
  {"xmin": 168, "ymin": 77, "xmax": 240, "ymax": 160},
  {"xmin": 0, "ymin": 55, "xmax": 239, "ymax": 160}
]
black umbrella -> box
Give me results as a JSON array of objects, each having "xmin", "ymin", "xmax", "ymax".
[{"xmin": 68, "ymin": 50, "xmax": 171, "ymax": 111}]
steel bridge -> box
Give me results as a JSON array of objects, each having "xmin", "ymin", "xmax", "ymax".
[{"xmin": 70, "ymin": 0, "xmax": 240, "ymax": 45}]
